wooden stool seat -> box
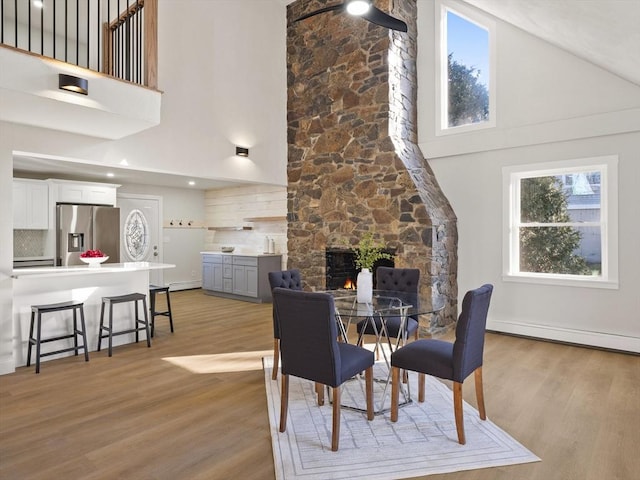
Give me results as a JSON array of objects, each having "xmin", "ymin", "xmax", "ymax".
[
  {"xmin": 27, "ymin": 301, "xmax": 89, "ymax": 374},
  {"xmin": 98, "ymin": 293, "xmax": 151, "ymax": 357},
  {"xmin": 149, "ymin": 285, "xmax": 174, "ymax": 337}
]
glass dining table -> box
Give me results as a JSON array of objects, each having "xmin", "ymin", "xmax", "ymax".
[{"xmin": 324, "ymin": 289, "xmax": 446, "ymax": 415}]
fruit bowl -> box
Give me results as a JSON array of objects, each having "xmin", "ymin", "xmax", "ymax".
[{"xmin": 80, "ymin": 256, "xmax": 109, "ymax": 267}]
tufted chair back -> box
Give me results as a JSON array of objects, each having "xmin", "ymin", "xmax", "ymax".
[
  {"xmin": 376, "ymin": 267, "xmax": 419, "ymax": 294},
  {"xmin": 268, "ymin": 269, "xmax": 302, "ymax": 339}
]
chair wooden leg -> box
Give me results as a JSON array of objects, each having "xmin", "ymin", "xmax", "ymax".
[
  {"xmin": 331, "ymin": 386, "xmax": 341, "ymax": 451},
  {"xmin": 453, "ymin": 381, "xmax": 465, "ymax": 445},
  {"xmin": 272, "ymin": 338, "xmax": 279, "ymax": 380},
  {"xmin": 475, "ymin": 367, "xmax": 486, "ymax": 420},
  {"xmin": 365, "ymin": 366, "xmax": 374, "ymax": 421},
  {"xmin": 315, "ymin": 382, "xmax": 325, "ymax": 406},
  {"xmin": 390, "ymin": 366, "xmax": 400, "ymax": 422},
  {"xmin": 418, "ymin": 373, "xmax": 425, "ymax": 402},
  {"xmin": 279, "ymin": 374, "xmax": 289, "ymax": 433}
]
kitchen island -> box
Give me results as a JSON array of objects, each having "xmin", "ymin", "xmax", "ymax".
[{"xmin": 12, "ymin": 262, "xmax": 175, "ymax": 368}]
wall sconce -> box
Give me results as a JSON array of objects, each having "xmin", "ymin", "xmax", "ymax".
[
  {"xmin": 59, "ymin": 74, "xmax": 88, "ymax": 95},
  {"xmin": 235, "ymin": 146, "xmax": 249, "ymax": 157}
]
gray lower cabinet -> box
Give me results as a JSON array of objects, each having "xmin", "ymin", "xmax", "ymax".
[{"xmin": 202, "ymin": 253, "xmax": 282, "ymax": 303}]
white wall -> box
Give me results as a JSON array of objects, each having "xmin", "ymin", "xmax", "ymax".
[{"xmin": 417, "ymin": 0, "xmax": 640, "ymax": 351}]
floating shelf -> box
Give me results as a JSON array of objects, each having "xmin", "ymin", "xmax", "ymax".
[
  {"xmin": 242, "ymin": 216, "xmax": 287, "ymax": 222},
  {"xmin": 207, "ymin": 226, "xmax": 253, "ymax": 231}
]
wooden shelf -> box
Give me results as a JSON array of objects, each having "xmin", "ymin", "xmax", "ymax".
[
  {"xmin": 242, "ymin": 216, "xmax": 287, "ymax": 222},
  {"xmin": 207, "ymin": 226, "xmax": 253, "ymax": 231}
]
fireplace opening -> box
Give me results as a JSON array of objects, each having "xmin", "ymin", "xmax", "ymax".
[{"xmin": 325, "ymin": 248, "xmax": 395, "ymax": 290}]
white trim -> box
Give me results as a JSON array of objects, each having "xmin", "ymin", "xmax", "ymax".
[
  {"xmin": 435, "ymin": 0, "xmax": 496, "ymax": 136},
  {"xmin": 502, "ymin": 155, "xmax": 618, "ymax": 289},
  {"xmin": 168, "ymin": 280, "xmax": 201, "ymax": 291},
  {"xmin": 487, "ymin": 319, "xmax": 640, "ymax": 353}
]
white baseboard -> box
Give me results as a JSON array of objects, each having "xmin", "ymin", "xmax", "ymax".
[
  {"xmin": 487, "ymin": 319, "xmax": 640, "ymax": 353},
  {"xmin": 0, "ymin": 357, "xmax": 16, "ymax": 375},
  {"xmin": 167, "ymin": 280, "xmax": 201, "ymax": 291}
]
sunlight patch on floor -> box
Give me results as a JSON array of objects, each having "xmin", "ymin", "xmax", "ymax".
[{"xmin": 162, "ymin": 350, "xmax": 272, "ymax": 374}]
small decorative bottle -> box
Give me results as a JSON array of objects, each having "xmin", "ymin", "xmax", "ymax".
[
  {"xmin": 269, "ymin": 238, "xmax": 275, "ymax": 254},
  {"xmin": 356, "ymin": 268, "xmax": 373, "ymax": 303},
  {"xmin": 264, "ymin": 236, "xmax": 270, "ymax": 254}
]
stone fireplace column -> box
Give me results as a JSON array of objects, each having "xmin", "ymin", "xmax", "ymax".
[{"xmin": 286, "ymin": 0, "xmax": 458, "ymax": 333}]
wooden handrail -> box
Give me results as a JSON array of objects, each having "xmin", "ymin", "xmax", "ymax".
[{"xmin": 103, "ymin": 0, "xmax": 157, "ymax": 89}]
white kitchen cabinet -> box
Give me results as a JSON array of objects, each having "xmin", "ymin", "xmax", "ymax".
[
  {"xmin": 54, "ymin": 180, "xmax": 118, "ymax": 206},
  {"xmin": 13, "ymin": 179, "xmax": 49, "ymax": 229},
  {"xmin": 201, "ymin": 253, "xmax": 282, "ymax": 303}
]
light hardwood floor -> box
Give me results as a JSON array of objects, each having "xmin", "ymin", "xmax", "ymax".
[{"xmin": 1, "ymin": 289, "xmax": 638, "ymax": 480}]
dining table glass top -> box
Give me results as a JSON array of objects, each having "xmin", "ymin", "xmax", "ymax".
[{"xmin": 325, "ymin": 289, "xmax": 446, "ymax": 318}]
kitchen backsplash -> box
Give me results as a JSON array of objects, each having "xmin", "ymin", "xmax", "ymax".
[{"xmin": 13, "ymin": 229, "xmax": 46, "ymax": 257}]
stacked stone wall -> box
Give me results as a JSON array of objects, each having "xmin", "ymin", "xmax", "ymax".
[{"xmin": 286, "ymin": 0, "xmax": 458, "ymax": 332}]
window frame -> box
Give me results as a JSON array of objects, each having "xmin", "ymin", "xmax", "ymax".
[
  {"xmin": 502, "ymin": 155, "xmax": 619, "ymax": 289},
  {"xmin": 435, "ymin": 0, "xmax": 496, "ymax": 136}
]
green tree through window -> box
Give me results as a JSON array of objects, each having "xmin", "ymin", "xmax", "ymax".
[
  {"xmin": 519, "ymin": 177, "xmax": 591, "ymax": 275},
  {"xmin": 448, "ymin": 53, "xmax": 489, "ymax": 127}
]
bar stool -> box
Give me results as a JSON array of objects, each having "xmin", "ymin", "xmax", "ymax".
[
  {"xmin": 149, "ymin": 285, "xmax": 174, "ymax": 337},
  {"xmin": 98, "ymin": 293, "xmax": 151, "ymax": 357},
  {"xmin": 27, "ymin": 301, "xmax": 89, "ymax": 374}
]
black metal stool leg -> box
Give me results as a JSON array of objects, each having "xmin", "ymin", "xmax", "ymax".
[
  {"xmin": 166, "ymin": 290, "xmax": 174, "ymax": 333},
  {"xmin": 27, "ymin": 310, "xmax": 35, "ymax": 367},
  {"xmin": 149, "ymin": 290, "xmax": 156, "ymax": 337},
  {"xmin": 79, "ymin": 306, "xmax": 89, "ymax": 362},
  {"xmin": 98, "ymin": 301, "xmax": 106, "ymax": 352},
  {"xmin": 35, "ymin": 311, "xmax": 42, "ymax": 374},
  {"xmin": 73, "ymin": 308, "xmax": 79, "ymax": 356},
  {"xmin": 108, "ymin": 302, "xmax": 114, "ymax": 357},
  {"xmin": 142, "ymin": 298, "xmax": 151, "ymax": 348}
]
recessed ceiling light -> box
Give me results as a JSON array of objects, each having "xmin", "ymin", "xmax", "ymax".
[
  {"xmin": 119, "ymin": 159, "xmax": 129, "ymax": 166},
  {"xmin": 106, "ymin": 172, "xmax": 115, "ymax": 178},
  {"xmin": 188, "ymin": 181, "xmax": 195, "ymax": 186},
  {"xmin": 33, "ymin": 1, "xmax": 44, "ymax": 8}
]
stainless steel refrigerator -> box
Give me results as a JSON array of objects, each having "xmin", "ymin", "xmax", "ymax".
[{"xmin": 56, "ymin": 204, "xmax": 120, "ymax": 266}]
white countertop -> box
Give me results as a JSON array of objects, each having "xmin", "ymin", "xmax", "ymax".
[
  {"xmin": 12, "ymin": 262, "xmax": 175, "ymax": 279},
  {"xmin": 200, "ymin": 251, "xmax": 281, "ymax": 257}
]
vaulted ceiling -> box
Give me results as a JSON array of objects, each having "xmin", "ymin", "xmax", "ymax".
[
  {"xmin": 463, "ymin": 0, "xmax": 640, "ymax": 86},
  {"xmin": 282, "ymin": 0, "xmax": 640, "ymax": 86}
]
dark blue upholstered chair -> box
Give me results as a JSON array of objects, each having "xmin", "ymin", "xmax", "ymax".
[
  {"xmin": 356, "ymin": 267, "xmax": 421, "ymax": 348},
  {"xmin": 268, "ymin": 270, "xmax": 302, "ymax": 380},
  {"xmin": 390, "ymin": 284, "xmax": 494, "ymax": 445},
  {"xmin": 273, "ymin": 287, "xmax": 375, "ymax": 451}
]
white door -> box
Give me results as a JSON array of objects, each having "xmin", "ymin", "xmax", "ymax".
[{"xmin": 117, "ymin": 194, "xmax": 163, "ymax": 286}]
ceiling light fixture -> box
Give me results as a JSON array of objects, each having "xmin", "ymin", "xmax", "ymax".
[
  {"xmin": 293, "ymin": 0, "xmax": 407, "ymax": 32},
  {"xmin": 58, "ymin": 73, "xmax": 88, "ymax": 95},
  {"xmin": 188, "ymin": 181, "xmax": 195, "ymax": 186},
  {"xmin": 236, "ymin": 146, "xmax": 249, "ymax": 157},
  {"xmin": 33, "ymin": 1, "xmax": 44, "ymax": 8},
  {"xmin": 346, "ymin": 0, "xmax": 370, "ymax": 16}
]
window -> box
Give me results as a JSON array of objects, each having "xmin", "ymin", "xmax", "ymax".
[
  {"xmin": 503, "ymin": 156, "xmax": 618, "ymax": 289},
  {"xmin": 435, "ymin": 0, "xmax": 495, "ymax": 135}
]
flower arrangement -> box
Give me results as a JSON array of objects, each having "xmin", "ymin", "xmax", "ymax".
[{"xmin": 353, "ymin": 232, "xmax": 393, "ymax": 271}]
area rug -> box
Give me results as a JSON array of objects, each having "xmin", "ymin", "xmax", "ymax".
[{"xmin": 263, "ymin": 357, "xmax": 539, "ymax": 480}]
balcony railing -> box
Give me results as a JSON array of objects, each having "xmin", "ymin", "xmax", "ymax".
[{"xmin": 0, "ymin": 0, "xmax": 157, "ymax": 89}]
